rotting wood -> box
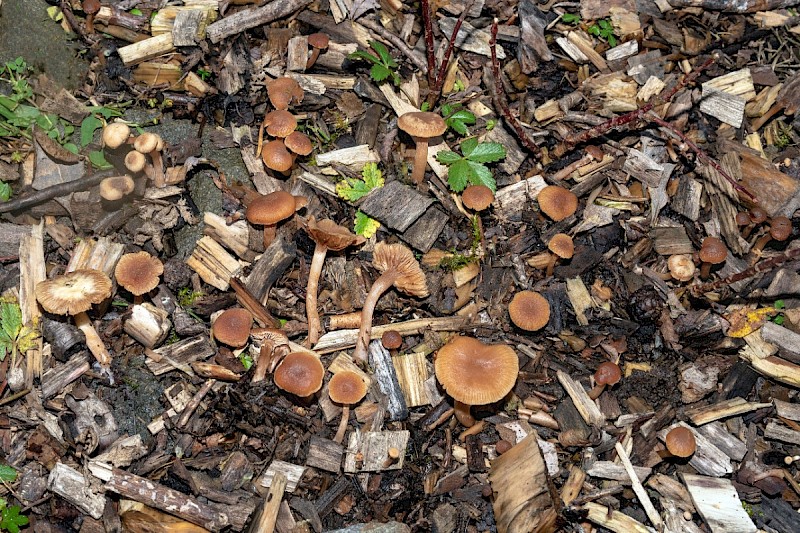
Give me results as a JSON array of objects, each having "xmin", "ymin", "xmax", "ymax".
[
  {"xmin": 581, "ymin": 501, "xmax": 652, "ymax": 533},
  {"xmin": 118, "ymin": 34, "xmax": 175, "ymax": 66},
  {"xmin": 146, "ymin": 335, "xmax": 214, "ymax": 376},
  {"xmin": 245, "ymin": 236, "xmax": 296, "ymax": 304},
  {"xmin": 392, "ymin": 351, "xmax": 430, "ymax": 408},
  {"xmin": 258, "ymin": 460, "xmax": 306, "ymax": 493},
  {"xmin": 206, "ymin": 0, "xmax": 313, "ymax": 43},
  {"xmin": 313, "ymin": 316, "xmax": 466, "ymax": 353},
  {"xmin": 682, "ymin": 473, "xmax": 757, "ymax": 533},
  {"xmin": 657, "ymin": 422, "xmax": 732, "ymax": 477},
  {"xmin": 66, "ymin": 236, "xmax": 124, "ymax": 277},
  {"xmin": 685, "ymin": 397, "xmax": 772, "ymax": 426},
  {"xmin": 248, "ymin": 471, "xmax": 286, "ymax": 533},
  {"xmin": 614, "ymin": 442, "xmax": 662, "ymax": 530},
  {"xmin": 306, "ymin": 437, "xmax": 344, "ymax": 474},
  {"xmin": 185, "ymin": 236, "xmax": 243, "ymax": 291},
  {"xmin": 368, "ymin": 340, "xmax": 409, "ymax": 421},
  {"xmin": 124, "ymin": 303, "xmax": 171, "ymax": 349},
  {"xmin": 204, "ymin": 212, "xmax": 253, "ymax": 261},
  {"xmin": 41, "ymin": 352, "xmax": 90, "ymax": 399},
  {"xmin": 343, "ymin": 430, "xmax": 410, "ymax": 473},
  {"xmin": 18, "ymin": 220, "xmax": 45, "ymax": 379},
  {"xmin": 48, "ymin": 462, "xmax": 106, "ymax": 520}
]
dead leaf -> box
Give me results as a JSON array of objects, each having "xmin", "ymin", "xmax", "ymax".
[
  {"xmin": 349, "ymin": 0, "xmax": 379, "ymax": 21},
  {"xmin": 33, "ymin": 127, "xmax": 81, "ymax": 164},
  {"xmin": 336, "ymin": 92, "xmax": 365, "ymax": 120},
  {"xmin": 725, "ymin": 307, "xmax": 777, "ymax": 338}
]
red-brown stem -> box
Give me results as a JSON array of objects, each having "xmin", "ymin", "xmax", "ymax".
[
  {"xmin": 489, "ymin": 20, "xmax": 542, "ymax": 157},
  {"xmin": 699, "ymin": 261, "xmax": 712, "ymax": 280},
  {"xmin": 306, "ymin": 49, "xmax": 321, "ymax": 70},
  {"xmin": 353, "ymin": 271, "xmax": 399, "ymax": 364},
  {"xmin": 454, "ymin": 400, "xmax": 476, "ymax": 427},
  {"xmin": 334, "ymin": 405, "xmax": 350, "ymax": 443},
  {"xmin": 545, "ymin": 254, "xmax": 557, "ymax": 278},
  {"xmin": 421, "ymin": 0, "xmax": 437, "ymax": 88},
  {"xmin": 587, "ymin": 383, "xmax": 606, "ymax": 400},
  {"xmin": 691, "ymin": 244, "xmax": 800, "ymax": 296},
  {"xmin": 306, "ymin": 244, "xmax": 328, "ymax": 347},
  {"xmin": 426, "ymin": 4, "xmax": 472, "ymax": 109},
  {"xmin": 411, "ymin": 137, "xmax": 429, "ymax": 185}
]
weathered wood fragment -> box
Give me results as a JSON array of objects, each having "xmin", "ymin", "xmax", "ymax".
[
  {"xmin": 774, "ymin": 398, "xmax": 800, "ymax": 421},
  {"xmin": 760, "ymin": 321, "xmax": 800, "ymax": 363},
  {"xmin": 124, "ymin": 303, "xmax": 171, "ymax": 349},
  {"xmin": 248, "ymin": 472, "xmax": 286, "ymax": 533},
  {"xmin": 358, "ymin": 181, "xmax": 434, "ymax": 232},
  {"xmin": 206, "ymin": 0, "xmax": 312, "ymax": 43},
  {"xmin": 658, "ymin": 423, "xmax": 732, "ymax": 477},
  {"xmin": 682, "ymin": 474, "xmax": 757, "ymax": 533},
  {"xmin": 685, "ymin": 397, "xmax": 772, "ymax": 426},
  {"xmin": 41, "ymin": 352, "xmax": 90, "ymax": 398},
  {"xmin": 258, "ymin": 460, "xmax": 306, "ymax": 493},
  {"xmin": 204, "ymin": 212, "xmax": 252, "ymax": 260},
  {"xmin": 651, "ymin": 226, "xmax": 694, "ymax": 255},
  {"xmin": 245, "ymin": 236, "xmax": 296, "ymax": 303},
  {"xmin": 315, "ymin": 145, "xmax": 379, "ymax": 167},
  {"xmin": 313, "ymin": 316, "xmax": 466, "ymax": 353},
  {"xmin": 614, "ymin": 442, "xmax": 661, "ymax": 530},
  {"xmin": 185, "ymin": 236, "xmax": 242, "ymax": 291},
  {"xmin": 368, "ymin": 340, "xmax": 408, "ymax": 421},
  {"xmin": 586, "ymin": 461, "xmax": 651, "ymax": 484},
  {"xmin": 581, "ymin": 501, "xmax": 651, "ymax": 533},
  {"xmin": 18, "ymin": 221, "xmax": 45, "ymax": 378},
  {"xmin": 392, "ymin": 351, "xmax": 429, "ymax": 408},
  {"xmin": 343, "ymin": 430, "xmax": 410, "ymax": 473},
  {"xmin": 48, "ymin": 462, "xmax": 106, "ymax": 519},
  {"xmin": 557, "ymin": 370, "xmax": 604, "ymax": 428},
  {"xmin": 700, "ymin": 68, "xmax": 755, "ymax": 128},
  {"xmin": 118, "ymin": 34, "xmax": 175, "ymax": 66},
  {"xmin": 306, "ymin": 437, "xmax": 343, "ymax": 473},
  {"xmin": 764, "ymin": 420, "xmax": 800, "ymax": 445},
  {"xmin": 146, "ymin": 335, "xmax": 214, "ymax": 376},
  {"xmin": 66, "ymin": 236, "xmax": 124, "ymax": 277}
]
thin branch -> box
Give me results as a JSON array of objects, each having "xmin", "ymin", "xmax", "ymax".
[
  {"xmin": 426, "ymin": 3, "xmax": 473, "ymax": 109},
  {"xmin": 0, "ymin": 169, "xmax": 117, "ymax": 214},
  {"xmin": 421, "ymin": 0, "xmax": 437, "ymax": 87},
  {"xmin": 690, "ymin": 245, "xmax": 800, "ymax": 296},
  {"xmin": 360, "ymin": 17, "xmax": 428, "ymax": 75}
]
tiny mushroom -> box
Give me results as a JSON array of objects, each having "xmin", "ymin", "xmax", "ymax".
[
  {"xmin": 99, "ymin": 175, "xmax": 135, "ymax": 202},
  {"xmin": 35, "ymin": 269, "xmax": 113, "ymax": 367},
  {"xmin": 381, "ymin": 330, "xmax": 403, "ymax": 354},
  {"xmin": 397, "ymin": 111, "xmax": 447, "ymax": 185},
  {"xmin": 461, "ymin": 185, "xmax": 494, "ymax": 212},
  {"xmin": 328, "ymin": 370, "xmax": 367, "ymax": 443},
  {"xmin": 744, "ymin": 207, "xmax": 768, "ymax": 238},
  {"xmin": 306, "ymin": 33, "xmax": 330, "ymax": 69},
  {"xmin": 353, "ymin": 242, "xmax": 429, "ymax": 364},
  {"xmin": 698, "ymin": 236, "xmax": 728, "ymax": 280},
  {"xmin": 251, "ymin": 327, "xmax": 291, "ymax": 382},
  {"xmin": 262, "ymin": 139, "xmax": 295, "ymax": 174},
  {"xmin": 83, "ymin": 0, "xmax": 101, "ymax": 33},
  {"xmin": 587, "ymin": 361, "xmax": 622, "ymax": 399},
  {"xmin": 284, "ymin": 131, "xmax": 313, "ymax": 157},
  {"xmin": 124, "ymin": 150, "xmax": 147, "ymax": 174},
  {"xmin": 273, "ymin": 351, "xmax": 325, "ymax": 401},
  {"xmin": 508, "ymin": 290, "xmax": 550, "ymax": 332},
  {"xmin": 246, "ymin": 191, "xmax": 299, "ymax": 248},
  {"xmin": 752, "ymin": 216, "xmax": 792, "ymax": 255},
  {"xmin": 304, "ymin": 217, "xmax": 365, "ymax": 347},
  {"xmin": 134, "ymin": 132, "xmax": 166, "ymax": 187},
  {"xmin": 102, "ymin": 122, "xmax": 131, "ymax": 149},
  {"xmin": 667, "ymin": 254, "xmax": 695, "ymax": 282},
  {"xmin": 114, "ymin": 251, "xmax": 164, "ymax": 304},
  {"xmin": 212, "ymin": 308, "xmax": 254, "ymax": 348},
  {"xmin": 546, "ymin": 233, "xmax": 574, "ymax": 277},
  {"xmin": 664, "ymin": 426, "xmax": 697, "ymax": 459},
  {"xmin": 537, "ymin": 185, "xmax": 578, "ymax": 222},
  {"xmin": 434, "ymin": 336, "xmax": 519, "ymax": 427},
  {"xmin": 263, "ymin": 110, "xmax": 297, "ymax": 138},
  {"xmin": 267, "ymin": 77, "xmax": 304, "ymax": 110}
]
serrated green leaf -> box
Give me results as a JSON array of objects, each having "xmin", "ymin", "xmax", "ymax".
[
  {"xmin": 0, "ymin": 182, "xmax": 10, "ymax": 202},
  {"xmin": 88, "ymin": 150, "xmax": 113, "ymax": 169},
  {"xmin": 0, "ymin": 505, "xmax": 28, "ymax": 533},
  {"xmin": 361, "ymin": 162, "xmax": 384, "ymax": 189},
  {"xmin": 370, "ymin": 64, "xmax": 390, "ymax": 82},
  {"xmin": 448, "ymin": 119, "xmax": 468, "ymax": 136},
  {"xmin": 446, "ymin": 159, "xmax": 471, "ymax": 192},
  {"xmin": 466, "ymin": 161, "xmax": 496, "ymax": 191},
  {"xmin": 348, "ymin": 50, "xmax": 380, "ymax": 65},
  {"xmin": 460, "ymin": 137, "xmax": 479, "ymax": 157},
  {"xmin": 370, "ymin": 41, "xmax": 393, "ymax": 66},
  {"xmin": 0, "ymin": 465, "xmax": 17, "ymax": 483},
  {"xmin": 607, "ymin": 34, "xmax": 617, "ymax": 47},
  {"xmin": 0, "ymin": 302, "xmax": 21, "ymax": 346},
  {"xmin": 80, "ymin": 115, "xmax": 103, "ymax": 147},
  {"xmin": 436, "ymin": 150, "xmax": 463, "ymax": 165},
  {"xmin": 465, "ymin": 142, "xmax": 506, "ymax": 164},
  {"xmin": 354, "ymin": 211, "xmax": 380, "ymax": 238},
  {"xmin": 449, "ymin": 110, "xmax": 476, "ymax": 124},
  {"xmin": 441, "ymin": 103, "xmax": 454, "ymax": 116}
]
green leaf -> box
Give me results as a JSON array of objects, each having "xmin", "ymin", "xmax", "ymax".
[
  {"xmin": 0, "ymin": 505, "xmax": 28, "ymax": 533},
  {"xmin": 348, "ymin": 50, "xmax": 380, "ymax": 65},
  {"xmin": 449, "ymin": 110, "xmax": 476, "ymax": 124},
  {"xmin": 446, "ymin": 159, "xmax": 471, "ymax": 192},
  {"xmin": 129, "ymin": 8, "xmax": 143, "ymax": 15},
  {"xmin": 435, "ymin": 150, "xmax": 463, "ymax": 165},
  {"xmin": 448, "ymin": 119, "xmax": 468, "ymax": 136},
  {"xmin": 336, "ymin": 164, "xmax": 384, "ymax": 202},
  {"xmin": 466, "ymin": 161, "xmax": 496, "ymax": 191},
  {"xmin": 0, "ymin": 465, "xmax": 17, "ymax": 483},
  {"xmin": 607, "ymin": 34, "xmax": 617, "ymax": 47},
  {"xmin": 441, "ymin": 103, "xmax": 454, "ymax": 117},
  {"xmin": 370, "ymin": 41, "xmax": 393, "ymax": 66},
  {"xmin": 354, "ymin": 211, "xmax": 380, "ymax": 238},
  {"xmin": 80, "ymin": 115, "xmax": 103, "ymax": 147},
  {"xmin": 0, "ymin": 182, "xmax": 11, "ymax": 202},
  {"xmin": 561, "ymin": 13, "xmax": 581, "ymax": 24},
  {"xmin": 370, "ymin": 64, "xmax": 391, "ymax": 83},
  {"xmin": 361, "ymin": 162, "xmax": 384, "ymax": 189},
  {"xmin": 465, "ymin": 142, "xmax": 506, "ymax": 164},
  {"xmin": 460, "ymin": 137, "xmax": 479, "ymax": 157},
  {"xmin": 0, "ymin": 301, "xmax": 21, "ymax": 347},
  {"xmin": 62, "ymin": 142, "xmax": 79, "ymax": 154},
  {"xmin": 588, "ymin": 25, "xmax": 600, "ymax": 36},
  {"xmin": 88, "ymin": 150, "xmax": 113, "ymax": 169}
]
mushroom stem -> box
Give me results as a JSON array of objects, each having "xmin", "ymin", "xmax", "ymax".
[
  {"xmin": 333, "ymin": 405, "xmax": 350, "ymax": 444},
  {"xmin": 410, "ymin": 137, "xmax": 429, "ymax": 185},
  {"xmin": 454, "ymin": 400, "xmax": 476, "ymax": 428},
  {"xmin": 73, "ymin": 311, "xmax": 111, "ymax": 367},
  {"xmin": 353, "ymin": 271, "xmax": 400, "ymax": 364},
  {"xmin": 751, "ymin": 233, "xmax": 773, "ymax": 255},
  {"xmin": 545, "ymin": 254, "xmax": 558, "ymax": 278},
  {"xmin": 306, "ymin": 49, "xmax": 321, "ymax": 70},
  {"xmin": 150, "ymin": 151, "xmax": 166, "ymax": 188},
  {"xmin": 699, "ymin": 261, "xmax": 712, "ymax": 280},
  {"xmin": 263, "ymin": 224, "xmax": 277, "ymax": 248},
  {"xmin": 587, "ymin": 383, "xmax": 606, "ymax": 400},
  {"xmin": 306, "ymin": 244, "xmax": 328, "ymax": 347}
]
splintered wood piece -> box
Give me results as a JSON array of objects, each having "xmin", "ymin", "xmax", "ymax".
[
  {"xmin": 171, "ymin": 9, "xmax": 209, "ymax": 46},
  {"xmin": 358, "ymin": 181, "xmax": 434, "ymax": 232},
  {"xmin": 368, "ymin": 341, "xmax": 409, "ymax": 421},
  {"xmin": 19, "ymin": 221, "xmax": 45, "ymax": 377},
  {"xmin": 658, "ymin": 422, "xmax": 732, "ymax": 477},
  {"xmin": 774, "ymin": 399, "xmax": 800, "ymax": 421},
  {"xmin": 392, "ymin": 351, "xmax": 430, "ymax": 408},
  {"xmin": 250, "ymin": 471, "xmax": 286, "ymax": 533},
  {"xmin": 41, "ymin": 352, "xmax": 90, "ymax": 399},
  {"xmin": 94, "ymin": 435, "xmax": 147, "ymax": 468},
  {"xmin": 206, "ymin": 0, "xmax": 312, "ymax": 43},
  {"xmin": 739, "ymin": 352, "xmax": 800, "ymax": 388},
  {"xmin": 315, "ymin": 145, "xmax": 379, "ymax": 167},
  {"xmin": 118, "ymin": 34, "xmax": 175, "ymax": 66},
  {"xmin": 313, "ymin": 316, "xmax": 467, "ymax": 353},
  {"xmin": 327, "ymin": 353, "xmax": 372, "ymax": 389},
  {"xmin": 685, "ymin": 397, "xmax": 772, "ymax": 426},
  {"xmin": 204, "ymin": 212, "xmax": 251, "ymax": 260},
  {"xmin": 556, "ymin": 370, "xmax": 605, "ymax": 428},
  {"xmin": 764, "ymin": 420, "xmax": 800, "ymax": 445},
  {"xmin": 344, "ymin": 430, "xmax": 409, "ymax": 473},
  {"xmin": 151, "ymin": 3, "xmax": 217, "ymax": 36},
  {"xmin": 566, "ymin": 31, "xmax": 609, "ymax": 72},
  {"xmin": 401, "ymin": 206, "xmax": 448, "ymax": 252},
  {"xmin": 291, "ymin": 73, "xmax": 356, "ymax": 91},
  {"xmin": 565, "ymin": 278, "xmax": 593, "ymax": 327},
  {"xmin": 191, "ymin": 362, "xmax": 240, "ymax": 381},
  {"xmin": 48, "ymin": 462, "xmax": 106, "ymax": 520},
  {"xmin": 561, "ymin": 466, "xmax": 585, "ymax": 506},
  {"xmin": 700, "ymin": 68, "xmax": 755, "ymax": 128},
  {"xmin": 614, "ymin": 442, "xmax": 662, "ymax": 530},
  {"xmin": 306, "ymin": 436, "xmax": 344, "ymax": 473},
  {"xmin": 244, "ymin": 235, "xmax": 296, "ymax": 304},
  {"xmin": 132, "ymin": 62, "xmax": 182, "ymax": 87},
  {"xmin": 494, "ymin": 175, "xmax": 548, "ymax": 217},
  {"xmin": 585, "ymin": 461, "xmax": 651, "ymax": 484},
  {"xmin": 124, "ymin": 303, "xmax": 171, "ymax": 349},
  {"xmin": 582, "ymin": 501, "xmax": 652, "ymax": 533},
  {"xmin": 186, "ymin": 236, "xmax": 243, "ymax": 291},
  {"xmin": 647, "ymin": 473, "xmax": 696, "ymax": 514},
  {"xmin": 607, "ymin": 39, "xmax": 639, "ymax": 61},
  {"xmin": 489, "ymin": 432, "xmax": 556, "ymax": 533},
  {"xmin": 287, "ymin": 35, "xmax": 309, "ymax": 72},
  {"xmin": 682, "ymin": 474, "xmax": 757, "ymax": 533},
  {"xmin": 694, "ymin": 421, "xmax": 747, "ymax": 462},
  {"xmin": 66, "ymin": 236, "xmax": 124, "ymax": 277},
  {"xmin": 298, "ymin": 171, "xmax": 337, "ymax": 197},
  {"xmin": 761, "ymin": 321, "xmax": 800, "ymax": 363},
  {"xmin": 146, "ymin": 335, "xmax": 214, "ymax": 376},
  {"xmin": 259, "ymin": 460, "xmax": 306, "ymax": 493},
  {"xmin": 651, "ymin": 226, "xmax": 694, "ymax": 255}
]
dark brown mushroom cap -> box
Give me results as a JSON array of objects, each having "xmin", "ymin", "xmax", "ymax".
[
  {"xmin": 212, "ymin": 308, "xmax": 253, "ymax": 348},
  {"xmin": 83, "ymin": 0, "xmax": 100, "ymax": 16},
  {"xmin": 308, "ymin": 33, "xmax": 330, "ymax": 50},
  {"xmin": 100, "ymin": 175, "xmax": 135, "ymax": 201},
  {"xmin": 665, "ymin": 426, "xmax": 697, "ymax": 458},
  {"xmin": 306, "ymin": 217, "xmax": 365, "ymax": 251},
  {"xmin": 594, "ymin": 361, "xmax": 621, "ymax": 386},
  {"xmin": 247, "ymin": 191, "xmax": 297, "ymax": 226},
  {"xmin": 102, "ymin": 123, "xmax": 130, "ymax": 149},
  {"xmin": 508, "ymin": 290, "xmax": 550, "ymax": 331},
  {"xmin": 548, "ymin": 233, "xmax": 574, "ymax": 259},
  {"xmin": 263, "ymin": 110, "xmax": 297, "ymax": 138},
  {"xmin": 434, "ymin": 336, "xmax": 519, "ymax": 405},
  {"xmin": 114, "ymin": 251, "xmax": 164, "ymax": 296},
  {"xmin": 261, "ymin": 140, "xmax": 294, "ymax": 172},
  {"xmin": 372, "ymin": 242, "xmax": 429, "ymax": 298},
  {"xmin": 398, "ymin": 112, "xmax": 447, "ymax": 139},
  {"xmin": 462, "ymin": 185, "xmax": 494, "ymax": 211},
  {"xmin": 274, "ymin": 351, "xmax": 324, "ymax": 397},
  {"xmin": 35, "ymin": 269, "xmax": 112, "ymax": 316},
  {"xmin": 267, "ymin": 77, "xmax": 304, "ymax": 110},
  {"xmin": 381, "ymin": 330, "xmax": 403, "ymax": 350},
  {"xmin": 699, "ymin": 237, "xmax": 728, "ymax": 264},
  {"xmin": 328, "ymin": 370, "xmax": 367, "ymax": 405},
  {"xmin": 538, "ymin": 186, "xmax": 578, "ymax": 222},
  {"xmin": 770, "ymin": 216, "xmax": 792, "ymax": 241},
  {"xmin": 284, "ymin": 131, "xmax": 313, "ymax": 156},
  {"xmin": 749, "ymin": 207, "xmax": 768, "ymax": 224},
  {"xmin": 735, "ymin": 211, "xmax": 751, "ymax": 227}
]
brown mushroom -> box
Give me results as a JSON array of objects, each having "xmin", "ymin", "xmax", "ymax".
[
  {"xmin": 587, "ymin": 361, "xmax": 621, "ymax": 399},
  {"xmin": 251, "ymin": 327, "xmax": 290, "ymax": 383},
  {"xmin": 212, "ymin": 308, "xmax": 253, "ymax": 348},
  {"xmin": 546, "ymin": 233, "xmax": 574, "ymax": 277},
  {"xmin": 114, "ymin": 251, "xmax": 163, "ymax": 304},
  {"xmin": 273, "ymin": 351, "xmax": 325, "ymax": 401},
  {"xmin": 397, "ymin": 112, "xmax": 447, "ymax": 185},
  {"xmin": 328, "ymin": 370, "xmax": 367, "ymax": 443},
  {"xmin": 743, "ymin": 207, "xmax": 768, "ymax": 238},
  {"xmin": 284, "ymin": 131, "xmax": 313, "ymax": 156},
  {"xmin": 434, "ymin": 336, "xmax": 519, "ymax": 427},
  {"xmin": 99, "ymin": 175, "xmax": 135, "ymax": 202},
  {"xmin": 246, "ymin": 191, "xmax": 298, "ymax": 248},
  {"xmin": 752, "ymin": 216, "xmax": 792, "ymax": 256},
  {"xmin": 353, "ymin": 242, "xmax": 429, "ymax": 364},
  {"xmin": 267, "ymin": 77, "xmax": 304, "ymax": 111},
  {"xmin": 663, "ymin": 426, "xmax": 697, "ymax": 459},
  {"xmin": 83, "ymin": 0, "xmax": 100, "ymax": 34},
  {"xmin": 461, "ymin": 185, "xmax": 494, "ymax": 212},
  {"xmin": 263, "ymin": 110, "xmax": 297, "ymax": 138},
  {"xmin": 666, "ymin": 254, "xmax": 695, "ymax": 282},
  {"xmin": 508, "ymin": 290, "xmax": 550, "ymax": 331},
  {"xmin": 306, "ymin": 33, "xmax": 330, "ymax": 69},
  {"xmin": 538, "ymin": 186, "xmax": 578, "ymax": 222},
  {"xmin": 261, "ymin": 140, "xmax": 294, "ymax": 174},
  {"xmin": 102, "ymin": 122, "xmax": 131, "ymax": 149},
  {"xmin": 381, "ymin": 330, "xmax": 403, "ymax": 353},
  {"xmin": 124, "ymin": 150, "xmax": 146, "ymax": 174},
  {"xmin": 698, "ymin": 237, "xmax": 727, "ymax": 280},
  {"xmin": 35, "ymin": 269, "xmax": 113, "ymax": 367},
  {"xmin": 304, "ymin": 217, "xmax": 365, "ymax": 347},
  {"xmin": 134, "ymin": 132, "xmax": 166, "ymax": 187}
]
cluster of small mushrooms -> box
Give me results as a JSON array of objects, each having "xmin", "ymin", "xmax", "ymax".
[
  {"xmin": 257, "ymin": 77, "xmax": 312, "ymax": 173},
  {"xmin": 101, "ymin": 122, "xmax": 168, "ymax": 201}
]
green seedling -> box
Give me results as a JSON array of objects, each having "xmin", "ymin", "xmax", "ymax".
[
  {"xmin": 588, "ymin": 18, "xmax": 617, "ymax": 47},
  {"xmin": 0, "ymin": 182, "xmax": 10, "ymax": 202},
  {"xmin": 348, "ymin": 41, "xmax": 401, "ymax": 86},
  {"xmin": 561, "ymin": 13, "xmax": 581, "ymax": 24},
  {"xmin": 0, "ymin": 298, "xmax": 39, "ymax": 367},
  {"xmin": 0, "ymin": 497, "xmax": 26, "ymax": 533},
  {"xmin": 441, "ymin": 103, "xmax": 476, "ymax": 136},
  {"xmin": 436, "ymin": 137, "xmax": 506, "ymax": 192},
  {"xmin": 354, "ymin": 210, "xmax": 380, "ymax": 238},
  {"xmin": 336, "ymin": 162, "xmax": 384, "ymax": 237}
]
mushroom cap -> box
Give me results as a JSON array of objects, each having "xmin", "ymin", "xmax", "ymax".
[
  {"xmin": 667, "ymin": 254, "xmax": 695, "ymax": 282},
  {"xmin": 102, "ymin": 122, "xmax": 130, "ymax": 149},
  {"xmin": 247, "ymin": 191, "xmax": 297, "ymax": 226},
  {"xmin": 114, "ymin": 251, "xmax": 163, "ymax": 296},
  {"xmin": 381, "ymin": 330, "xmax": 402, "ymax": 350},
  {"xmin": 306, "ymin": 217, "xmax": 365, "ymax": 251},
  {"xmin": 594, "ymin": 361, "xmax": 621, "ymax": 386},
  {"xmin": 434, "ymin": 336, "xmax": 519, "ymax": 405},
  {"xmin": 462, "ymin": 185, "xmax": 494, "ymax": 211},
  {"xmin": 398, "ymin": 112, "xmax": 447, "ymax": 139},
  {"xmin": 699, "ymin": 237, "xmax": 727, "ymax": 264},
  {"xmin": 749, "ymin": 207, "xmax": 768, "ymax": 224},
  {"xmin": 284, "ymin": 131, "xmax": 313, "ymax": 156},
  {"xmin": 308, "ymin": 32, "xmax": 330, "ymax": 49},
  {"xmin": 735, "ymin": 211, "xmax": 751, "ymax": 227},
  {"xmin": 267, "ymin": 77, "xmax": 304, "ymax": 110},
  {"xmin": 83, "ymin": 0, "xmax": 100, "ymax": 15},
  {"xmin": 99, "ymin": 175, "xmax": 135, "ymax": 201},
  {"xmin": 372, "ymin": 242, "xmax": 430, "ymax": 298},
  {"xmin": 328, "ymin": 370, "xmax": 367, "ymax": 405},
  {"xmin": 665, "ymin": 426, "xmax": 697, "ymax": 458},
  {"xmin": 134, "ymin": 132, "xmax": 161, "ymax": 154},
  {"xmin": 35, "ymin": 269, "xmax": 112, "ymax": 316},
  {"xmin": 263, "ymin": 110, "xmax": 297, "ymax": 138},
  {"xmin": 770, "ymin": 216, "xmax": 792, "ymax": 241},
  {"xmin": 124, "ymin": 150, "xmax": 146, "ymax": 173},
  {"xmin": 509, "ymin": 290, "xmax": 550, "ymax": 331},
  {"xmin": 212, "ymin": 308, "xmax": 253, "ymax": 347},
  {"xmin": 274, "ymin": 351, "xmax": 324, "ymax": 397},
  {"xmin": 261, "ymin": 140, "xmax": 294, "ymax": 172},
  {"xmin": 538, "ymin": 186, "xmax": 578, "ymax": 222},
  {"xmin": 548, "ymin": 233, "xmax": 574, "ymax": 259}
]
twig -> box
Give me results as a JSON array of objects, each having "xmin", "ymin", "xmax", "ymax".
[
  {"xmin": 0, "ymin": 388, "xmax": 30, "ymax": 406},
  {"xmin": 489, "ymin": 19, "xmax": 542, "ymax": 157},
  {"xmin": 177, "ymin": 379, "xmax": 216, "ymax": 428},
  {"xmin": 360, "ymin": 17, "xmax": 428, "ymax": 75},
  {"xmin": 420, "ymin": 0, "xmax": 437, "ymax": 88},
  {"xmin": 0, "ymin": 169, "xmax": 117, "ymax": 214},
  {"xmin": 425, "ymin": 2, "xmax": 473, "ymax": 109},
  {"xmin": 690, "ymin": 244, "xmax": 800, "ymax": 296}
]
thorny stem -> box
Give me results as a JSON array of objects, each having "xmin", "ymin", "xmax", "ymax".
[
  {"xmin": 421, "ymin": 0, "xmax": 437, "ymax": 88},
  {"xmin": 426, "ymin": 3, "xmax": 473, "ymax": 109},
  {"xmin": 306, "ymin": 244, "xmax": 328, "ymax": 347},
  {"xmin": 690, "ymin": 244, "xmax": 800, "ymax": 296},
  {"xmin": 353, "ymin": 271, "xmax": 400, "ymax": 364}
]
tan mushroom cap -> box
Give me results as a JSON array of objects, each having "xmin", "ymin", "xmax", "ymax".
[
  {"xmin": 548, "ymin": 233, "xmax": 574, "ymax": 259},
  {"xmin": 538, "ymin": 186, "xmax": 578, "ymax": 222},
  {"xmin": 114, "ymin": 251, "xmax": 163, "ymax": 296},
  {"xmin": 263, "ymin": 110, "xmax": 297, "ymax": 138},
  {"xmin": 262, "ymin": 140, "xmax": 294, "ymax": 172},
  {"xmin": 267, "ymin": 77, "xmax": 304, "ymax": 110},
  {"xmin": 284, "ymin": 131, "xmax": 313, "ymax": 156},
  {"xmin": 35, "ymin": 269, "xmax": 112, "ymax": 316},
  {"xmin": 308, "ymin": 32, "xmax": 330, "ymax": 50},
  {"xmin": 667, "ymin": 254, "xmax": 695, "ymax": 282},
  {"xmin": 462, "ymin": 185, "xmax": 494, "ymax": 211},
  {"xmin": 665, "ymin": 426, "xmax": 697, "ymax": 458},
  {"xmin": 594, "ymin": 361, "xmax": 621, "ymax": 386},
  {"xmin": 328, "ymin": 370, "xmax": 367, "ymax": 405},
  {"xmin": 699, "ymin": 237, "xmax": 727, "ymax": 264},
  {"xmin": 274, "ymin": 351, "xmax": 325, "ymax": 397},
  {"xmin": 398, "ymin": 112, "xmax": 447, "ymax": 139},
  {"xmin": 102, "ymin": 122, "xmax": 130, "ymax": 149},
  {"xmin": 134, "ymin": 132, "xmax": 161, "ymax": 155},
  {"xmin": 247, "ymin": 191, "xmax": 297, "ymax": 226},
  {"xmin": 509, "ymin": 290, "xmax": 550, "ymax": 331},
  {"xmin": 372, "ymin": 242, "xmax": 429, "ymax": 298},
  {"xmin": 307, "ymin": 217, "xmax": 365, "ymax": 251},
  {"xmin": 100, "ymin": 175, "xmax": 135, "ymax": 201},
  {"xmin": 212, "ymin": 308, "xmax": 253, "ymax": 348},
  {"xmin": 434, "ymin": 336, "xmax": 519, "ymax": 405},
  {"xmin": 124, "ymin": 151, "xmax": 146, "ymax": 173}
]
